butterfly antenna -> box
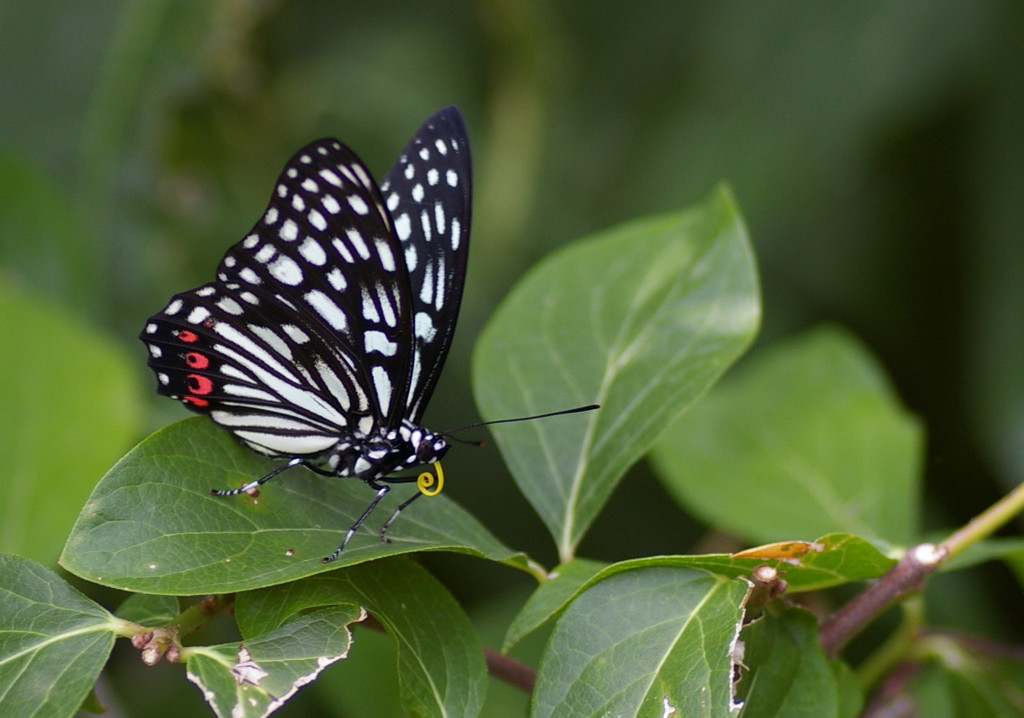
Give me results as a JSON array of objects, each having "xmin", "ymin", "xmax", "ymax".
[{"xmin": 443, "ymin": 404, "xmax": 599, "ymax": 437}]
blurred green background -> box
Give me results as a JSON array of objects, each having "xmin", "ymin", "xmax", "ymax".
[{"xmin": 2, "ymin": 2, "xmax": 1022, "ymax": 716}]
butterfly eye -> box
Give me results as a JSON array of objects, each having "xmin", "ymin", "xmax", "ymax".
[{"xmin": 416, "ymin": 436, "xmax": 445, "ymax": 464}]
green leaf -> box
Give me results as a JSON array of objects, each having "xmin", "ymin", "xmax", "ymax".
[
  {"xmin": 503, "ymin": 558, "xmax": 607, "ymax": 652},
  {"xmin": 506, "ymin": 534, "xmax": 893, "ymax": 651},
  {"xmin": 185, "ymin": 605, "xmax": 361, "ymax": 718},
  {"xmin": 115, "ymin": 593, "xmax": 180, "ymax": 626},
  {"xmin": 650, "ymin": 325, "xmax": 923, "ymax": 547},
  {"xmin": 60, "ymin": 418, "xmax": 528, "ymax": 594},
  {"xmin": 737, "ymin": 607, "xmax": 863, "ymax": 718},
  {"xmin": 722, "ymin": 533, "xmax": 896, "ymax": 592},
  {"xmin": 0, "ymin": 284, "xmax": 141, "ymax": 564},
  {"xmin": 473, "ymin": 187, "xmax": 760, "ymax": 560},
  {"xmin": 941, "ymin": 536, "xmax": 1024, "ymax": 573},
  {"xmin": 531, "ymin": 565, "xmax": 748, "ymax": 718},
  {"xmin": 909, "ymin": 637, "xmax": 1024, "ymax": 718},
  {"xmin": 236, "ymin": 558, "xmax": 487, "ymax": 718},
  {"xmin": 0, "ymin": 554, "xmax": 118, "ymax": 718}
]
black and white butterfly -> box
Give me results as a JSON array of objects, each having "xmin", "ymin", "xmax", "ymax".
[{"xmin": 141, "ymin": 106, "xmax": 472, "ymax": 562}]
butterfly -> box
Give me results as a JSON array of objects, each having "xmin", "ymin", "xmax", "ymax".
[{"xmin": 140, "ymin": 106, "xmax": 472, "ymax": 562}]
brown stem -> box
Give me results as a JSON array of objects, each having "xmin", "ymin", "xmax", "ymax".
[
  {"xmin": 360, "ymin": 614, "xmax": 536, "ymax": 694},
  {"xmin": 484, "ymin": 646, "xmax": 536, "ymax": 694},
  {"xmin": 819, "ymin": 543, "xmax": 947, "ymax": 657}
]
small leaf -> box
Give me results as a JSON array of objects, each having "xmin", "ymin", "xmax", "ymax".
[
  {"xmin": 236, "ymin": 558, "xmax": 487, "ymax": 718},
  {"xmin": 474, "ymin": 187, "xmax": 760, "ymax": 560},
  {"xmin": 60, "ymin": 418, "xmax": 527, "ymax": 594},
  {"xmin": 531, "ymin": 565, "xmax": 748, "ymax": 718},
  {"xmin": 503, "ymin": 558, "xmax": 607, "ymax": 652},
  {"xmin": 909, "ymin": 643, "xmax": 1024, "ymax": 718},
  {"xmin": 0, "ymin": 284, "xmax": 141, "ymax": 564},
  {"xmin": 650, "ymin": 325, "xmax": 923, "ymax": 547},
  {"xmin": 185, "ymin": 606, "xmax": 361, "ymax": 718},
  {"xmin": 0, "ymin": 554, "xmax": 117, "ymax": 718},
  {"xmin": 941, "ymin": 537, "xmax": 1024, "ymax": 573},
  {"xmin": 115, "ymin": 593, "xmax": 180, "ymax": 626},
  {"xmin": 737, "ymin": 607, "xmax": 863, "ymax": 718},
  {"xmin": 506, "ymin": 534, "xmax": 892, "ymax": 652}
]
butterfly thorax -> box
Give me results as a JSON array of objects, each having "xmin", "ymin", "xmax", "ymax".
[{"xmin": 324, "ymin": 419, "xmax": 449, "ymax": 480}]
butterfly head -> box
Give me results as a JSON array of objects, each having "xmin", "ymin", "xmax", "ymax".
[
  {"xmin": 407, "ymin": 424, "xmax": 450, "ymax": 466},
  {"xmin": 326, "ymin": 420, "xmax": 449, "ymax": 480}
]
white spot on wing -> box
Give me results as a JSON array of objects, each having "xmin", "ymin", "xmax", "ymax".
[
  {"xmin": 394, "ymin": 213, "xmax": 412, "ymax": 241},
  {"xmin": 364, "ymin": 330, "xmax": 398, "ymax": 356},
  {"xmin": 419, "ymin": 260, "xmax": 434, "ymax": 305},
  {"xmin": 434, "ymin": 202, "xmax": 446, "ymax": 233},
  {"xmin": 322, "ymin": 195, "xmax": 341, "ymax": 214},
  {"xmin": 255, "ymin": 244, "xmax": 276, "ymax": 263},
  {"xmin": 326, "ymin": 267, "xmax": 347, "ymax": 291},
  {"xmin": 251, "ymin": 324, "xmax": 293, "ymax": 359},
  {"xmin": 268, "ymin": 254, "xmax": 303, "ymax": 285},
  {"xmin": 415, "ymin": 311, "xmax": 436, "ymax": 341},
  {"xmin": 304, "ymin": 289, "xmax": 348, "ymax": 331},
  {"xmin": 217, "ymin": 297, "xmax": 244, "ymax": 315},
  {"xmin": 361, "ymin": 288, "xmax": 380, "ymax": 323},
  {"xmin": 308, "ymin": 208, "xmax": 327, "ymax": 231},
  {"xmin": 404, "ymin": 244, "xmax": 418, "ymax": 272},
  {"xmin": 279, "ymin": 219, "xmax": 299, "ymax": 241},
  {"xmin": 372, "ymin": 365, "xmax": 392, "ymax": 415},
  {"xmin": 298, "ymin": 237, "xmax": 327, "ymax": 265},
  {"xmin": 347, "ymin": 229, "xmax": 370, "ymax": 259},
  {"xmin": 376, "ymin": 283, "xmax": 397, "ymax": 327},
  {"xmin": 332, "ymin": 238, "xmax": 354, "ymax": 264},
  {"xmin": 348, "ymin": 195, "xmax": 369, "ymax": 215},
  {"xmin": 187, "ymin": 306, "xmax": 211, "ymax": 324},
  {"xmin": 375, "ymin": 239, "xmax": 396, "ymax": 272},
  {"xmin": 282, "ymin": 324, "xmax": 310, "ymax": 343},
  {"xmin": 319, "ymin": 168, "xmax": 342, "ymax": 186},
  {"xmin": 450, "ymin": 217, "xmax": 462, "ymax": 251}
]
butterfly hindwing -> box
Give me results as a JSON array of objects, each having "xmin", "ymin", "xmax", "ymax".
[{"xmin": 142, "ymin": 280, "xmax": 371, "ymax": 457}]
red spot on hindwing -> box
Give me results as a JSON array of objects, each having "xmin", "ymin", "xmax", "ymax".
[
  {"xmin": 185, "ymin": 352, "xmax": 209, "ymax": 369},
  {"xmin": 186, "ymin": 374, "xmax": 214, "ymax": 395},
  {"xmin": 177, "ymin": 330, "xmax": 199, "ymax": 343},
  {"xmin": 182, "ymin": 396, "xmax": 209, "ymax": 407}
]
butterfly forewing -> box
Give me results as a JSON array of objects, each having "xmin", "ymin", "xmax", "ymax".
[
  {"xmin": 141, "ymin": 107, "xmax": 471, "ymax": 465},
  {"xmin": 379, "ymin": 108, "xmax": 472, "ymax": 422},
  {"xmin": 215, "ymin": 139, "xmax": 413, "ymax": 425}
]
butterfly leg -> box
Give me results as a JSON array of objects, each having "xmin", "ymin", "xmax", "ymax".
[
  {"xmin": 210, "ymin": 457, "xmax": 305, "ymax": 496},
  {"xmin": 377, "ymin": 489, "xmax": 424, "ymax": 543},
  {"xmin": 322, "ymin": 482, "xmax": 394, "ymax": 563}
]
